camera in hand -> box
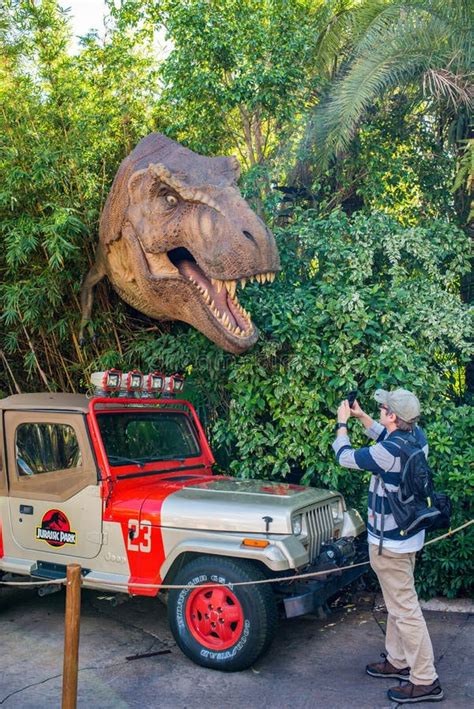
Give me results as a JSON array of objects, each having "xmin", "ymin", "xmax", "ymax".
[{"xmin": 346, "ymin": 390, "xmax": 358, "ymax": 407}]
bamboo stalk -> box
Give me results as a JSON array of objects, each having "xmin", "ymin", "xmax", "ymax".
[
  {"xmin": 20, "ymin": 321, "xmax": 51, "ymax": 391},
  {"xmin": 0, "ymin": 350, "xmax": 22, "ymax": 394},
  {"xmin": 40, "ymin": 330, "xmax": 55, "ymax": 380},
  {"xmin": 111, "ymin": 319, "xmax": 124, "ymax": 357},
  {"xmin": 52, "ymin": 333, "xmax": 76, "ymax": 393},
  {"xmin": 44, "ymin": 333, "xmax": 64, "ymax": 390},
  {"xmin": 71, "ymin": 328, "xmax": 84, "ymax": 364}
]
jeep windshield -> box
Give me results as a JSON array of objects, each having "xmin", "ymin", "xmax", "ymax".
[{"xmin": 96, "ymin": 411, "xmax": 201, "ymax": 467}]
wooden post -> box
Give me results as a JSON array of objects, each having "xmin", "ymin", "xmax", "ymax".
[{"xmin": 62, "ymin": 564, "xmax": 82, "ymax": 709}]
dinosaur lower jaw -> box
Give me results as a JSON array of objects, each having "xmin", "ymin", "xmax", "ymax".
[
  {"xmin": 177, "ymin": 260, "xmax": 253, "ymax": 338},
  {"xmin": 140, "ymin": 246, "xmax": 276, "ymax": 344}
]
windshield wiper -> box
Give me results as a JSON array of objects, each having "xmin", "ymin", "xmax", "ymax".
[
  {"xmin": 137, "ymin": 454, "xmax": 189, "ymax": 462},
  {"xmin": 107, "ymin": 455, "xmax": 145, "ymax": 468}
]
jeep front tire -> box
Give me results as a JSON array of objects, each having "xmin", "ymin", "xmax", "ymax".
[{"xmin": 167, "ymin": 555, "xmax": 277, "ymax": 671}]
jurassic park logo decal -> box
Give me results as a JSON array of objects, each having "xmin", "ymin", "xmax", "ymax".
[{"xmin": 35, "ymin": 509, "xmax": 77, "ymax": 547}]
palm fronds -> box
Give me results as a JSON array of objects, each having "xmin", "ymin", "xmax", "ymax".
[
  {"xmin": 423, "ymin": 68, "xmax": 474, "ymax": 110},
  {"xmin": 311, "ymin": 0, "xmax": 473, "ymax": 167}
]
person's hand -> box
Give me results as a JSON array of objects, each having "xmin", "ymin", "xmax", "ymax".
[
  {"xmin": 350, "ymin": 399, "xmax": 365, "ymax": 419},
  {"xmin": 337, "ymin": 400, "xmax": 351, "ymax": 423}
]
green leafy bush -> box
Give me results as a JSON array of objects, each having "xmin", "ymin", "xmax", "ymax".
[
  {"xmin": 212, "ymin": 209, "xmax": 471, "ymax": 478},
  {"xmin": 417, "ymin": 408, "xmax": 473, "ymax": 598}
]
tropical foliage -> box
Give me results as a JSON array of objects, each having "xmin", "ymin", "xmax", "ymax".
[
  {"xmin": 310, "ymin": 0, "xmax": 473, "ymax": 167},
  {"xmin": 0, "ymin": 0, "xmax": 472, "ymax": 597}
]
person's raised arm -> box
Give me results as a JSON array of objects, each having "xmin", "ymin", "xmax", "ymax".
[{"xmin": 350, "ymin": 399, "xmax": 386, "ymax": 441}]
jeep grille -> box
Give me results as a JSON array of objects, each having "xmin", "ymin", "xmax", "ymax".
[{"xmin": 304, "ymin": 504, "xmax": 334, "ymax": 563}]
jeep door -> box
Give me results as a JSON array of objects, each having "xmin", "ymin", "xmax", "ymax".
[{"xmin": 5, "ymin": 411, "xmax": 102, "ymax": 559}]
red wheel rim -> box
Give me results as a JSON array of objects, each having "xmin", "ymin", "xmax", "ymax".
[{"xmin": 185, "ymin": 585, "xmax": 244, "ymax": 650}]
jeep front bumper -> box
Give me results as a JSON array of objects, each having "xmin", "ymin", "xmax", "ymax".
[{"xmin": 281, "ymin": 536, "xmax": 369, "ymax": 618}]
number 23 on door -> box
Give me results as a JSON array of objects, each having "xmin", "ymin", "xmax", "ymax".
[{"xmin": 127, "ymin": 519, "xmax": 152, "ymax": 552}]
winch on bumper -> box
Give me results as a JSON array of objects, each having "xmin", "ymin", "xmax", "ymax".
[{"xmin": 279, "ymin": 536, "xmax": 369, "ymax": 618}]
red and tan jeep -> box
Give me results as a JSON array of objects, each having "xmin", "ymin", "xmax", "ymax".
[{"xmin": 0, "ymin": 372, "xmax": 367, "ymax": 671}]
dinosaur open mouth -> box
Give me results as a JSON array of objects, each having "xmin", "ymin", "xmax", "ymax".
[{"xmin": 167, "ymin": 247, "xmax": 276, "ymax": 339}]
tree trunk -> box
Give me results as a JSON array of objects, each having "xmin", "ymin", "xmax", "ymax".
[{"xmin": 239, "ymin": 105, "xmax": 257, "ymax": 167}]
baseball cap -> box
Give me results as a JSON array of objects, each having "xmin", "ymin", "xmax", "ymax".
[{"xmin": 374, "ymin": 388, "xmax": 421, "ymax": 422}]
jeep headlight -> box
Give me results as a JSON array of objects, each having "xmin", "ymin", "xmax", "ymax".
[
  {"xmin": 292, "ymin": 514, "xmax": 303, "ymax": 536},
  {"xmin": 330, "ymin": 498, "xmax": 344, "ymax": 523}
]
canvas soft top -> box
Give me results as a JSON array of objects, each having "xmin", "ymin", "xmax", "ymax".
[
  {"xmin": 0, "ymin": 393, "xmax": 90, "ymax": 413},
  {"xmin": 0, "ymin": 393, "xmax": 187, "ymax": 413}
]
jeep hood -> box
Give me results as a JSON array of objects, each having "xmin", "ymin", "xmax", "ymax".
[{"xmin": 142, "ymin": 478, "xmax": 341, "ymax": 534}]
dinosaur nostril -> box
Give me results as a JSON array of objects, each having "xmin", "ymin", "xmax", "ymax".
[{"xmin": 243, "ymin": 230, "xmax": 256, "ymax": 243}]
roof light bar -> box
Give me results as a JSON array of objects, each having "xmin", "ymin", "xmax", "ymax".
[{"xmin": 90, "ymin": 370, "xmax": 185, "ymax": 398}]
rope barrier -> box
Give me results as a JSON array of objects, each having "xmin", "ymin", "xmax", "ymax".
[
  {"xmin": 0, "ymin": 519, "xmax": 472, "ymax": 590},
  {"xmin": 0, "ymin": 577, "xmax": 67, "ymax": 586},
  {"xmin": 423, "ymin": 519, "xmax": 473, "ymax": 546}
]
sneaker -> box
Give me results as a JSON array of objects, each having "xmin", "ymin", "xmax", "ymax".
[
  {"xmin": 366, "ymin": 653, "xmax": 410, "ymax": 680},
  {"xmin": 387, "ymin": 679, "xmax": 444, "ymax": 703}
]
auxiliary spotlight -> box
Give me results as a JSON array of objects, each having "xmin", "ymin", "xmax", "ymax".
[
  {"xmin": 123, "ymin": 370, "xmax": 144, "ymax": 393},
  {"xmin": 90, "ymin": 369, "xmax": 122, "ymax": 396},
  {"xmin": 144, "ymin": 371, "xmax": 165, "ymax": 397}
]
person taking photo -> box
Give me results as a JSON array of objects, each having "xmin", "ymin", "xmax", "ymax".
[{"xmin": 332, "ymin": 388, "xmax": 444, "ymax": 704}]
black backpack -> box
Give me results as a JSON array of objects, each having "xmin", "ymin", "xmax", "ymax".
[{"xmin": 376, "ymin": 434, "xmax": 452, "ymax": 548}]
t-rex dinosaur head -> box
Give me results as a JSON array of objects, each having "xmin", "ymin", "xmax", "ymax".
[{"xmin": 99, "ymin": 133, "xmax": 280, "ymax": 354}]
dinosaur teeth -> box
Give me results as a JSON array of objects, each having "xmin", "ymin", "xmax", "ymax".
[
  {"xmin": 211, "ymin": 277, "xmax": 223, "ymax": 293},
  {"xmin": 203, "ymin": 281, "xmax": 254, "ymax": 336},
  {"xmin": 204, "ymin": 272, "xmax": 275, "ymax": 299},
  {"xmin": 225, "ymin": 280, "xmax": 237, "ymax": 298},
  {"xmin": 244, "ymin": 271, "xmax": 277, "ymax": 285}
]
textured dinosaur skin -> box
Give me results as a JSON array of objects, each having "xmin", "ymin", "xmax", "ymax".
[{"xmin": 80, "ymin": 133, "xmax": 280, "ymax": 354}]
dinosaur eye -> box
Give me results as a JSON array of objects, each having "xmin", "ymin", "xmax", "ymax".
[{"xmin": 166, "ymin": 194, "xmax": 178, "ymax": 206}]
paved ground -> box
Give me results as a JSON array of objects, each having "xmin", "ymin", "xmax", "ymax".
[{"xmin": 0, "ymin": 585, "xmax": 472, "ymax": 709}]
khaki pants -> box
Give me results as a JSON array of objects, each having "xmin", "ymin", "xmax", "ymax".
[{"xmin": 369, "ymin": 544, "xmax": 437, "ymax": 685}]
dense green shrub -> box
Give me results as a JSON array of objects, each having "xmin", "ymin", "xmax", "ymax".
[
  {"xmin": 212, "ymin": 210, "xmax": 471, "ymax": 478},
  {"xmin": 418, "ymin": 408, "xmax": 473, "ymax": 598}
]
